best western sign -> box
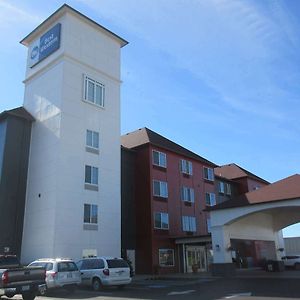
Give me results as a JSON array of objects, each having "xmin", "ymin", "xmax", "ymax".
[{"xmin": 29, "ymin": 23, "xmax": 61, "ymax": 67}]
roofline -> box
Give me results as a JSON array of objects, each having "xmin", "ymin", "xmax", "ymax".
[
  {"xmin": 205, "ymin": 196, "xmax": 300, "ymax": 212},
  {"xmin": 122, "ymin": 127, "xmax": 217, "ymax": 167},
  {"xmin": 0, "ymin": 107, "xmax": 35, "ymax": 122},
  {"xmin": 20, "ymin": 4, "xmax": 128, "ymax": 47}
]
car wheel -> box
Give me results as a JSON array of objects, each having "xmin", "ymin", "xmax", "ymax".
[
  {"xmin": 92, "ymin": 278, "xmax": 102, "ymax": 291},
  {"xmin": 295, "ymin": 263, "xmax": 300, "ymax": 270},
  {"xmin": 22, "ymin": 291, "xmax": 36, "ymax": 300}
]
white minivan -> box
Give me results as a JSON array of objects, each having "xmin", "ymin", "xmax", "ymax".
[
  {"xmin": 77, "ymin": 257, "xmax": 132, "ymax": 290},
  {"xmin": 28, "ymin": 258, "xmax": 81, "ymax": 291}
]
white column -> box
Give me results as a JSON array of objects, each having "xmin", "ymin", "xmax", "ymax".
[{"xmin": 211, "ymin": 225, "xmax": 232, "ymax": 263}]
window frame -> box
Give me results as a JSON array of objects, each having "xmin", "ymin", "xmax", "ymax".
[
  {"xmin": 86, "ymin": 129, "xmax": 99, "ymax": 150},
  {"xmin": 207, "ymin": 218, "xmax": 211, "ymax": 233},
  {"xmin": 203, "ymin": 167, "xmax": 214, "ymax": 181},
  {"xmin": 180, "ymin": 159, "xmax": 193, "ymax": 175},
  {"xmin": 152, "ymin": 150, "xmax": 167, "ymax": 168},
  {"xmin": 226, "ymin": 183, "xmax": 231, "ymax": 195},
  {"xmin": 180, "ymin": 186, "xmax": 195, "ymax": 203},
  {"xmin": 85, "ymin": 165, "xmax": 99, "ymax": 186},
  {"xmin": 153, "ymin": 180, "xmax": 168, "ymax": 198},
  {"xmin": 182, "ymin": 216, "xmax": 197, "ymax": 232},
  {"xmin": 83, "ymin": 75, "xmax": 105, "ymax": 108},
  {"xmin": 219, "ymin": 181, "xmax": 225, "ymax": 194},
  {"xmin": 84, "ymin": 204, "xmax": 98, "ymax": 224},
  {"xmin": 158, "ymin": 249, "xmax": 175, "ymax": 267},
  {"xmin": 205, "ymin": 192, "xmax": 216, "ymax": 206},
  {"xmin": 154, "ymin": 212, "xmax": 169, "ymax": 230}
]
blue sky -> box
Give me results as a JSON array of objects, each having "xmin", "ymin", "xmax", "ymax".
[{"xmin": 0, "ymin": 0, "xmax": 299, "ymax": 237}]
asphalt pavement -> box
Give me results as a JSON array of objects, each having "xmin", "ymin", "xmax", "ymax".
[{"xmin": 32, "ymin": 277, "xmax": 300, "ymax": 300}]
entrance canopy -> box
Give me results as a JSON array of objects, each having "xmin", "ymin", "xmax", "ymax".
[{"xmin": 208, "ymin": 174, "xmax": 300, "ymax": 270}]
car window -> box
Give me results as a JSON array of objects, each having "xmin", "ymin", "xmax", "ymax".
[
  {"xmin": 67, "ymin": 262, "xmax": 78, "ymax": 271},
  {"xmin": 91, "ymin": 259, "xmax": 104, "ymax": 269},
  {"xmin": 58, "ymin": 262, "xmax": 78, "ymax": 272},
  {"xmin": 107, "ymin": 259, "xmax": 129, "ymax": 268},
  {"xmin": 77, "ymin": 260, "xmax": 82, "ymax": 270},
  {"xmin": 29, "ymin": 262, "xmax": 53, "ymax": 271}
]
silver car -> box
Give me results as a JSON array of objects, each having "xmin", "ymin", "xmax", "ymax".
[
  {"xmin": 28, "ymin": 258, "xmax": 81, "ymax": 291},
  {"xmin": 77, "ymin": 257, "xmax": 132, "ymax": 290}
]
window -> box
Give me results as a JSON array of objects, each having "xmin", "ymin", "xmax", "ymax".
[
  {"xmin": 152, "ymin": 150, "xmax": 167, "ymax": 168},
  {"xmin": 219, "ymin": 182, "xmax": 225, "ymax": 194},
  {"xmin": 226, "ymin": 183, "xmax": 231, "ymax": 195},
  {"xmin": 207, "ymin": 219, "xmax": 211, "ymax": 233},
  {"xmin": 159, "ymin": 249, "xmax": 174, "ymax": 267},
  {"xmin": 182, "ymin": 216, "xmax": 196, "ymax": 232},
  {"xmin": 154, "ymin": 212, "xmax": 169, "ymax": 230},
  {"xmin": 205, "ymin": 193, "xmax": 216, "ymax": 206},
  {"xmin": 107, "ymin": 259, "xmax": 129, "ymax": 268},
  {"xmin": 85, "ymin": 165, "xmax": 98, "ymax": 185},
  {"xmin": 84, "ymin": 204, "xmax": 98, "ymax": 224},
  {"xmin": 181, "ymin": 187, "xmax": 195, "ymax": 203},
  {"xmin": 204, "ymin": 167, "xmax": 214, "ymax": 181},
  {"xmin": 79, "ymin": 259, "xmax": 104, "ymax": 270},
  {"xmin": 153, "ymin": 180, "xmax": 168, "ymax": 198},
  {"xmin": 86, "ymin": 130, "xmax": 99, "ymax": 149},
  {"xmin": 84, "ymin": 75, "xmax": 105, "ymax": 107},
  {"xmin": 180, "ymin": 159, "xmax": 193, "ymax": 175}
]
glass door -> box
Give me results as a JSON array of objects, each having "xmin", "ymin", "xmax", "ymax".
[{"xmin": 185, "ymin": 246, "xmax": 207, "ymax": 272}]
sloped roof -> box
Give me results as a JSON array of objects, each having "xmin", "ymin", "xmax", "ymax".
[
  {"xmin": 214, "ymin": 163, "xmax": 269, "ymax": 184},
  {"xmin": 20, "ymin": 4, "xmax": 128, "ymax": 47},
  {"xmin": 0, "ymin": 107, "xmax": 35, "ymax": 122},
  {"xmin": 208, "ymin": 174, "xmax": 300, "ymax": 211},
  {"xmin": 121, "ymin": 127, "xmax": 216, "ymax": 166}
]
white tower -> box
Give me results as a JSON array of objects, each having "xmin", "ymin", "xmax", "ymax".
[{"xmin": 20, "ymin": 4, "xmax": 127, "ymax": 263}]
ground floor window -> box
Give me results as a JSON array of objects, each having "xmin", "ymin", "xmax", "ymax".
[{"xmin": 159, "ymin": 249, "xmax": 175, "ymax": 267}]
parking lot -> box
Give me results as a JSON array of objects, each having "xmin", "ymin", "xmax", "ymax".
[{"xmin": 31, "ymin": 275, "xmax": 300, "ymax": 300}]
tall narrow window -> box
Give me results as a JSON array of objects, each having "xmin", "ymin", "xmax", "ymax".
[
  {"xmin": 84, "ymin": 76, "xmax": 105, "ymax": 107},
  {"xmin": 84, "ymin": 204, "xmax": 98, "ymax": 224},
  {"xmin": 153, "ymin": 180, "xmax": 168, "ymax": 198},
  {"xmin": 226, "ymin": 183, "xmax": 231, "ymax": 195},
  {"xmin": 180, "ymin": 159, "xmax": 193, "ymax": 175},
  {"xmin": 219, "ymin": 182, "xmax": 225, "ymax": 194},
  {"xmin": 204, "ymin": 167, "xmax": 214, "ymax": 181},
  {"xmin": 207, "ymin": 219, "xmax": 211, "ymax": 233},
  {"xmin": 86, "ymin": 130, "xmax": 99, "ymax": 149},
  {"xmin": 152, "ymin": 150, "xmax": 167, "ymax": 168},
  {"xmin": 85, "ymin": 165, "xmax": 98, "ymax": 185}
]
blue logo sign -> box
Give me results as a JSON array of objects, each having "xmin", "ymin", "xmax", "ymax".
[
  {"xmin": 31, "ymin": 46, "xmax": 39, "ymax": 59},
  {"xmin": 30, "ymin": 23, "xmax": 61, "ymax": 67}
]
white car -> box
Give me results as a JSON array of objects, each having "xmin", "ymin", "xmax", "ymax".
[
  {"xmin": 281, "ymin": 255, "xmax": 300, "ymax": 270},
  {"xmin": 77, "ymin": 257, "xmax": 132, "ymax": 290},
  {"xmin": 28, "ymin": 258, "xmax": 81, "ymax": 291}
]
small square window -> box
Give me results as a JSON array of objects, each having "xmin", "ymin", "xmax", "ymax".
[
  {"xmin": 152, "ymin": 150, "xmax": 167, "ymax": 168},
  {"xmin": 180, "ymin": 159, "xmax": 193, "ymax": 175},
  {"xmin": 153, "ymin": 180, "xmax": 168, "ymax": 198},
  {"xmin": 204, "ymin": 167, "xmax": 214, "ymax": 181},
  {"xmin": 84, "ymin": 76, "xmax": 105, "ymax": 107},
  {"xmin": 159, "ymin": 249, "xmax": 174, "ymax": 267},
  {"xmin": 154, "ymin": 212, "xmax": 169, "ymax": 230}
]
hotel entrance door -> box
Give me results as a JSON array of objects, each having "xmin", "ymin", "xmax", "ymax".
[{"xmin": 186, "ymin": 246, "xmax": 207, "ymax": 272}]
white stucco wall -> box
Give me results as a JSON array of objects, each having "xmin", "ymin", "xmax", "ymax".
[{"xmin": 21, "ymin": 9, "xmax": 123, "ymax": 263}]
